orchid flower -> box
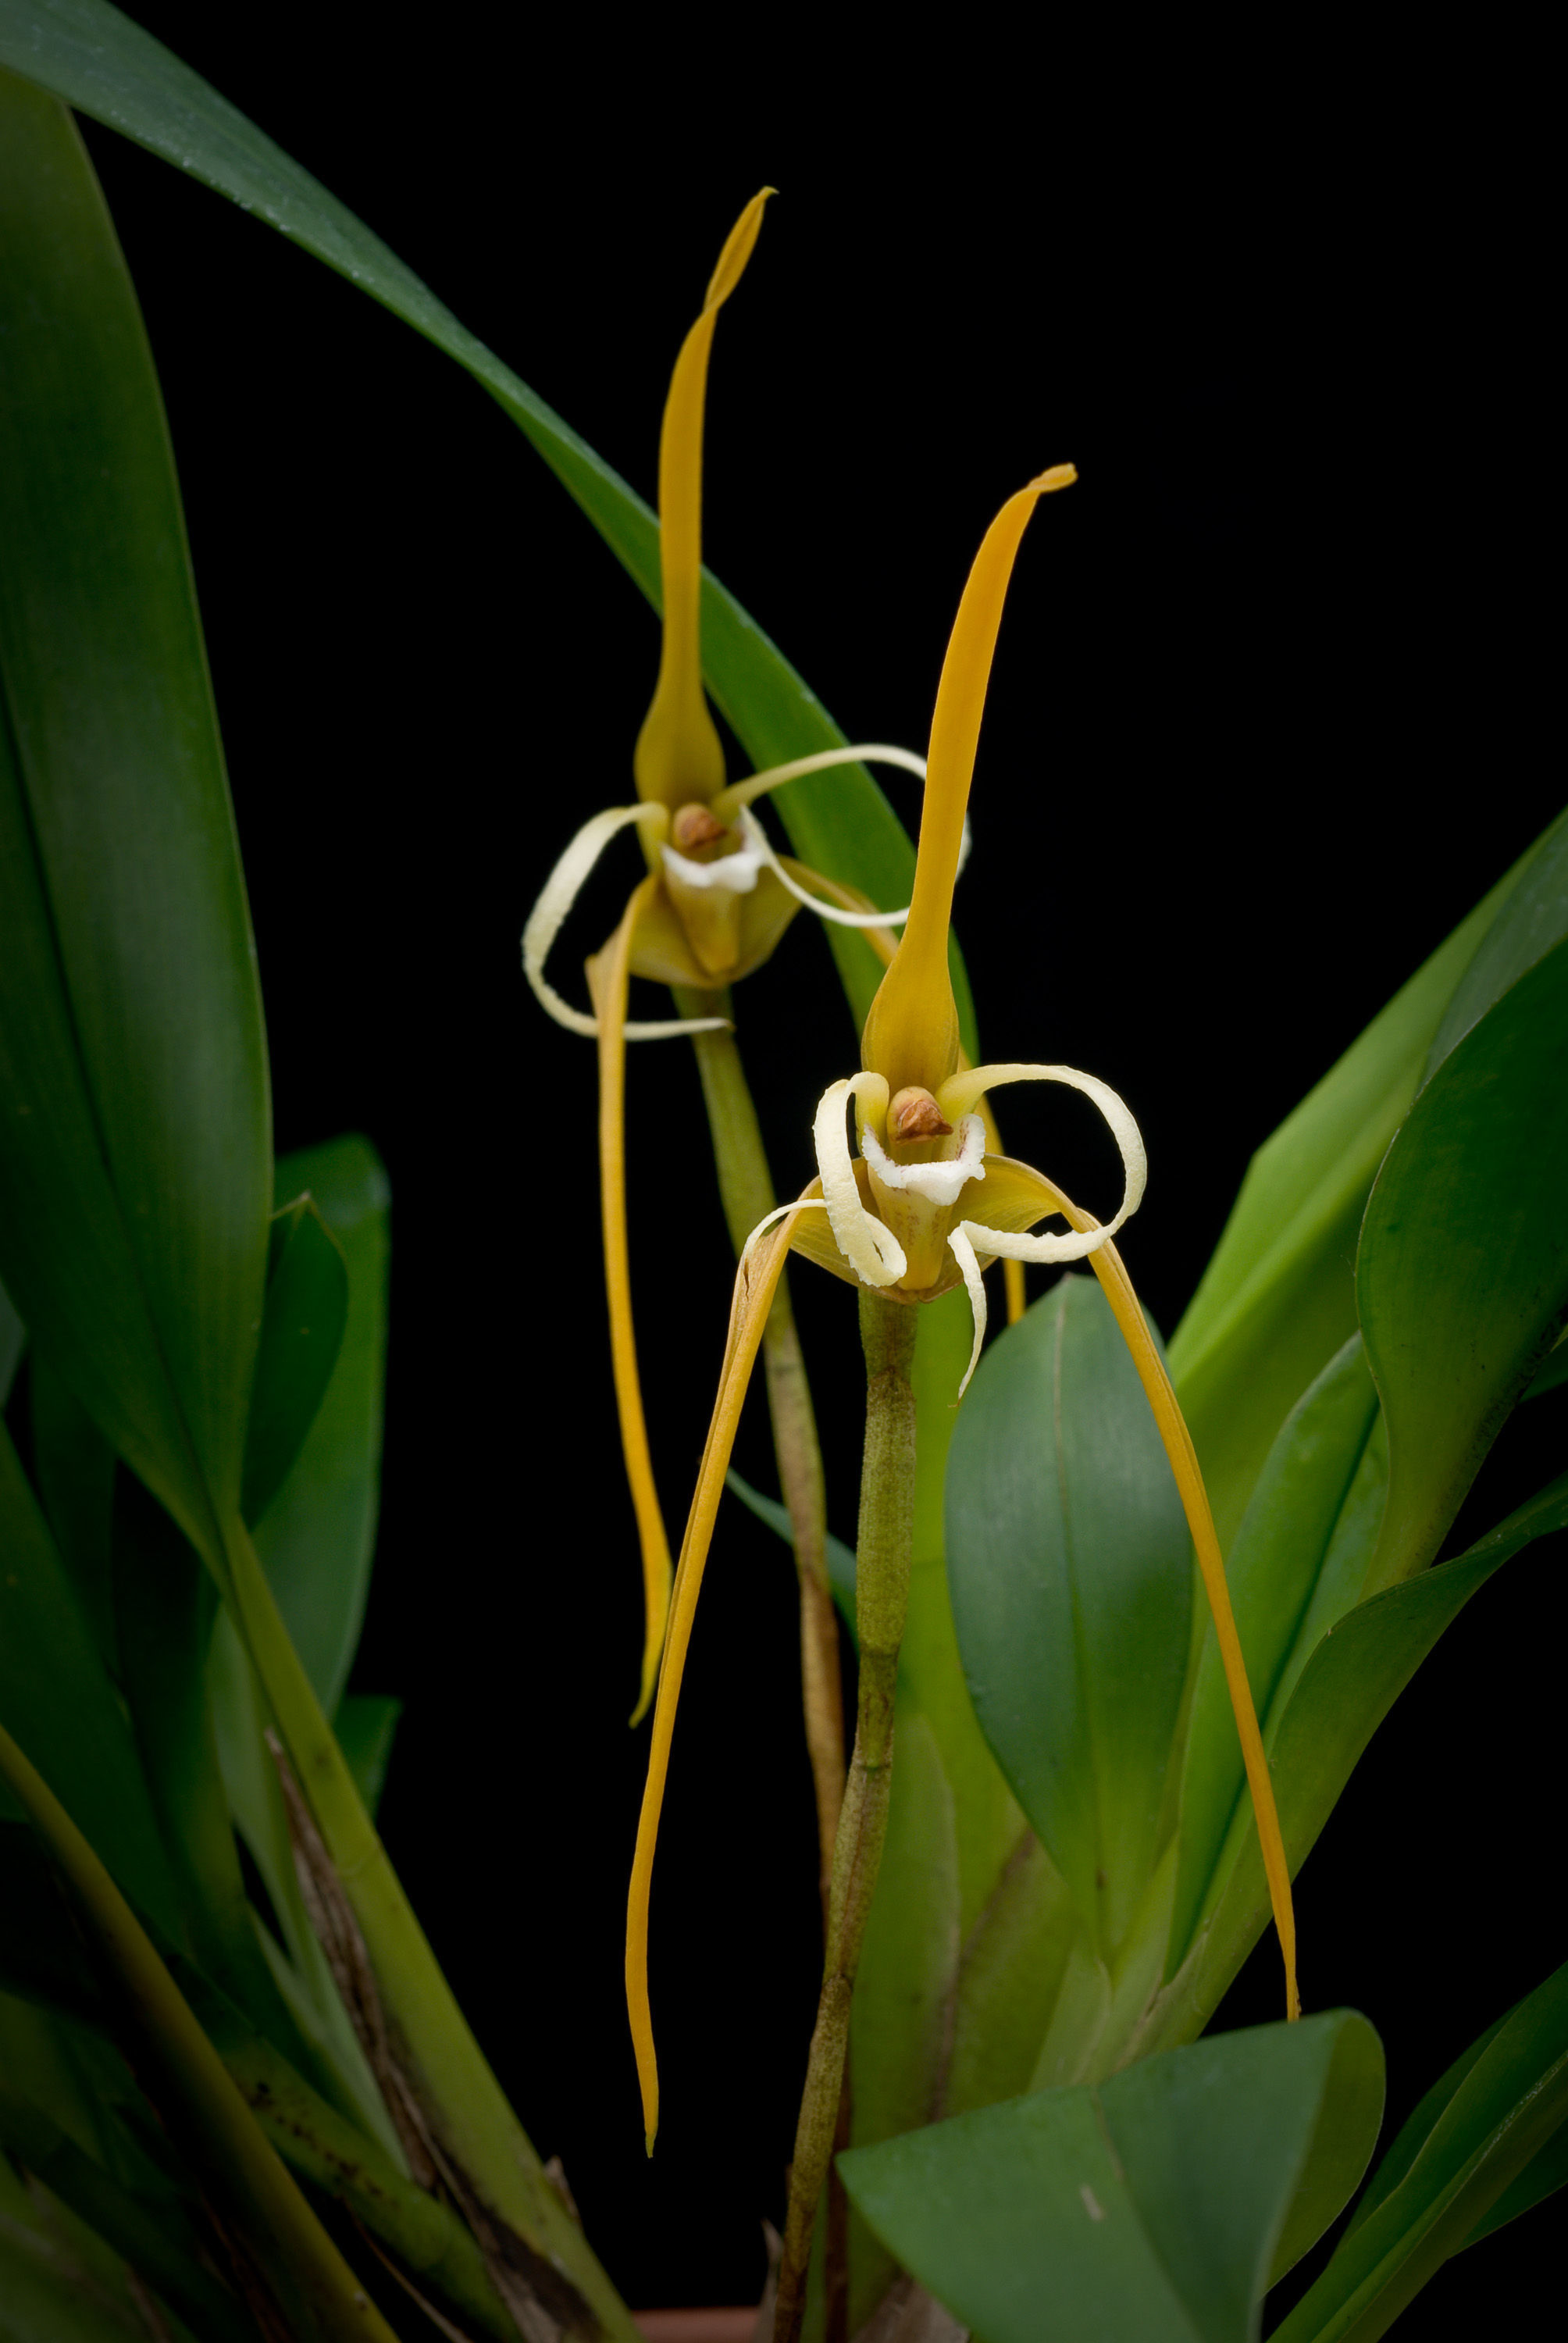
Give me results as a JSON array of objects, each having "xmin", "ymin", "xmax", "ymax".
[
  {"xmin": 627, "ymin": 469, "xmax": 1300, "ymax": 2162},
  {"xmin": 521, "ymin": 191, "xmax": 935, "ymax": 1723}
]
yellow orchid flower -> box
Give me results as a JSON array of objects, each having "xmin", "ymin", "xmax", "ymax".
[
  {"xmin": 522, "ymin": 191, "xmax": 935, "ymax": 1724},
  {"xmin": 626, "ymin": 469, "xmax": 1300, "ymax": 2191}
]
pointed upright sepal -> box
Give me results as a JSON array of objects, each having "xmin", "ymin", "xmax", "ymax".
[
  {"xmin": 861, "ymin": 466, "xmax": 1075, "ymax": 1095},
  {"xmin": 633, "ymin": 189, "xmax": 775, "ymax": 816}
]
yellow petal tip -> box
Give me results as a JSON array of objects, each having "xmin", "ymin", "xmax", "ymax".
[
  {"xmin": 645, "ymin": 2127, "xmax": 657, "ymax": 2159},
  {"xmin": 1031, "ymin": 462, "xmax": 1078, "ymax": 493},
  {"xmin": 704, "ymin": 187, "xmax": 775, "ymax": 309}
]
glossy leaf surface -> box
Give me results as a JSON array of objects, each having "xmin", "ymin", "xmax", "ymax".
[
  {"xmin": 1360, "ymin": 936, "xmax": 1568, "ymax": 1592},
  {"xmin": 251, "ymin": 1138, "xmax": 389, "ymax": 1714},
  {"xmin": 1171, "ymin": 1337, "xmax": 1380, "ymax": 1973},
  {"xmin": 840, "ymin": 2012, "xmax": 1382, "ymax": 2343},
  {"xmin": 0, "ymin": 1, "xmax": 978, "ymax": 1044},
  {"xmin": 1276, "ymin": 1965, "xmax": 1568, "ymax": 2341},
  {"xmin": 0, "ymin": 72, "xmax": 269, "ymax": 1573},
  {"xmin": 946, "ymin": 1276, "xmax": 1190, "ymax": 1957}
]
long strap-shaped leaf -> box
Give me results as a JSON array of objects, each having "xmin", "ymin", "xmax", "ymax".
[
  {"xmin": 0, "ymin": 0, "xmax": 975, "ymax": 1045},
  {"xmin": 0, "ymin": 72, "xmax": 638, "ymax": 2339}
]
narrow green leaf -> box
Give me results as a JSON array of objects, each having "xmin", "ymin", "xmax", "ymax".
[
  {"xmin": 1522, "ymin": 1330, "xmax": 1568, "ymax": 1401},
  {"xmin": 253, "ymin": 1136, "xmax": 390, "ymax": 1714},
  {"xmin": 241, "ymin": 1196, "xmax": 349, "ymax": 1530},
  {"xmin": 1274, "ymin": 1965, "xmax": 1568, "ymax": 2342},
  {"xmin": 1170, "ymin": 1338, "xmax": 1380, "ymax": 1975},
  {"xmin": 839, "ymin": 2012, "xmax": 1382, "ymax": 2343},
  {"xmin": 0, "ymin": 1833, "xmax": 105, "ymax": 2026},
  {"xmin": 725, "ymin": 1467, "xmax": 857, "ymax": 1635},
  {"xmin": 1424, "ymin": 805, "xmax": 1568, "ymax": 1077},
  {"xmin": 946, "ymin": 1277, "xmax": 1191, "ymax": 1958},
  {"xmin": 942, "ymin": 1830, "xmax": 1082, "ymax": 2117},
  {"xmin": 0, "ymin": 1424, "xmax": 180, "ymax": 1939},
  {"xmin": 0, "ymin": 1277, "xmax": 22, "ymax": 1406},
  {"xmin": 27, "ymin": 1354, "xmax": 118, "ymax": 1674},
  {"xmin": 333, "ymin": 1694, "xmax": 401, "ymax": 1822},
  {"xmin": 0, "ymin": 1, "xmax": 979, "ymax": 1043},
  {"xmin": 1138, "ymin": 1477, "xmax": 1568, "ymax": 2059},
  {"xmin": 0, "ymin": 70, "xmax": 269, "ymax": 1572},
  {"xmin": 1168, "ymin": 865, "xmax": 1521, "ymax": 1546},
  {"xmin": 1360, "ymin": 937, "xmax": 1568, "ymax": 1593},
  {"xmin": 847, "ymin": 1706, "xmax": 960, "ymax": 2334},
  {"xmin": 1459, "ymin": 2120, "xmax": 1568, "ymax": 2247}
]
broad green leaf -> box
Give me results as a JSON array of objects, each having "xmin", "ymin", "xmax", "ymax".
[
  {"xmin": 0, "ymin": 71, "xmax": 269, "ymax": 1572},
  {"xmin": 1423, "ymin": 805, "xmax": 1568, "ymax": 1076},
  {"xmin": 0, "ymin": 1, "xmax": 977, "ymax": 1047},
  {"xmin": 1138, "ymin": 1476, "xmax": 1568, "ymax": 2059},
  {"xmin": 942, "ymin": 1830, "xmax": 1082, "ymax": 2117},
  {"xmin": 28, "ymin": 1354, "xmax": 117, "ymax": 1674},
  {"xmin": 254, "ymin": 1137, "xmax": 390, "ymax": 1714},
  {"xmin": 1170, "ymin": 1338, "xmax": 1379, "ymax": 1974},
  {"xmin": 839, "ymin": 2011, "xmax": 1382, "ymax": 2343},
  {"xmin": 1275, "ymin": 1964, "xmax": 1568, "ymax": 2341},
  {"xmin": 1360, "ymin": 937, "xmax": 1568, "ymax": 1594},
  {"xmin": 946, "ymin": 1276, "xmax": 1190, "ymax": 1958},
  {"xmin": 725, "ymin": 1469, "xmax": 857, "ymax": 1635},
  {"xmin": 333, "ymin": 1694, "xmax": 401, "ymax": 1822},
  {"xmin": 0, "ymin": 1424, "xmax": 180, "ymax": 1939},
  {"xmin": 241, "ymin": 1196, "xmax": 349, "ymax": 1528},
  {"xmin": 847, "ymin": 1706, "xmax": 960, "ymax": 2334},
  {"xmin": 1168, "ymin": 868, "xmax": 1519, "ymax": 1546}
]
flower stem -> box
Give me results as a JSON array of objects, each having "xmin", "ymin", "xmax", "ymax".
[
  {"xmin": 773, "ymin": 1290, "xmax": 918, "ymax": 2343},
  {"xmin": 676, "ymin": 989, "xmax": 846, "ymax": 1921}
]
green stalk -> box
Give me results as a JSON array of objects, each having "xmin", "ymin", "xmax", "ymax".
[
  {"xmin": 773, "ymin": 1293, "xmax": 918, "ymax": 2343},
  {"xmin": 223, "ymin": 1525, "xmax": 642, "ymax": 2341},
  {"xmin": 0, "ymin": 1718, "xmax": 400, "ymax": 2342},
  {"xmin": 676, "ymin": 987, "xmax": 846, "ymax": 1920}
]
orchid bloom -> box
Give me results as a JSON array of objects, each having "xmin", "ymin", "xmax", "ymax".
[
  {"xmin": 522, "ymin": 191, "xmax": 935, "ymax": 1721},
  {"xmin": 627, "ymin": 470, "xmax": 1299, "ymax": 2151}
]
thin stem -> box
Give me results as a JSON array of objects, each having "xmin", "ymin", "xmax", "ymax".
[
  {"xmin": 676, "ymin": 988, "xmax": 846, "ymax": 1922},
  {"xmin": 773, "ymin": 1292, "xmax": 918, "ymax": 2343}
]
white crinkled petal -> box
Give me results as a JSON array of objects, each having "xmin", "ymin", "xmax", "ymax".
[
  {"xmin": 938, "ymin": 1062, "xmax": 1147, "ymax": 1247},
  {"xmin": 739, "ymin": 1198, "xmax": 830, "ymax": 1265},
  {"xmin": 718, "ymin": 743, "xmax": 930, "ymax": 816},
  {"xmin": 861, "ymin": 1114, "xmax": 986, "ymax": 1204},
  {"xmin": 737, "ymin": 811, "xmax": 909, "ymax": 930},
  {"xmin": 948, "ymin": 1225, "xmax": 989, "ymax": 1400},
  {"xmin": 813, "ymin": 1075, "xmax": 904, "ymax": 1287},
  {"xmin": 520, "ymin": 801, "xmax": 730, "ymax": 1041},
  {"xmin": 661, "ymin": 837, "xmax": 764, "ymax": 893}
]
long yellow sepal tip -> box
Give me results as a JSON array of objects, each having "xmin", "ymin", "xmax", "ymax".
[
  {"xmin": 593, "ymin": 876, "xmax": 677, "ymax": 1728},
  {"xmin": 634, "ymin": 191, "xmax": 775, "ymax": 814},
  {"xmin": 626, "ymin": 1211, "xmax": 803, "ymax": 2147},
  {"xmin": 861, "ymin": 465, "xmax": 1076, "ymax": 1094}
]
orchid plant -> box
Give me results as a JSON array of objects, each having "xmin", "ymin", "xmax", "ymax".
[{"xmin": 2, "ymin": 12, "xmax": 1566, "ymax": 2343}]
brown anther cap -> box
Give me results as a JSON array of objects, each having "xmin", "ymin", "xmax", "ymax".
[
  {"xmin": 889, "ymin": 1086, "xmax": 953, "ymax": 1141},
  {"xmin": 671, "ymin": 802, "xmax": 729, "ymax": 852}
]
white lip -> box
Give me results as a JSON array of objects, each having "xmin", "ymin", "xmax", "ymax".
[
  {"xmin": 861, "ymin": 1114, "xmax": 986, "ymax": 1206},
  {"xmin": 661, "ymin": 838, "xmax": 764, "ymax": 893}
]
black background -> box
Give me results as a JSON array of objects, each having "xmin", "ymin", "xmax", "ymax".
[{"xmin": 69, "ymin": 14, "xmax": 1562, "ymax": 2331}]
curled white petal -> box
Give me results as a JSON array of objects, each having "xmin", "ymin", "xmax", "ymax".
[
  {"xmin": 939, "ymin": 1063, "xmax": 1147, "ymax": 1250},
  {"xmin": 739, "ymin": 1198, "xmax": 829, "ymax": 1266},
  {"xmin": 948, "ymin": 1225, "xmax": 989, "ymax": 1400},
  {"xmin": 719, "ymin": 743, "xmax": 929, "ymax": 816},
  {"xmin": 812, "ymin": 1075, "xmax": 905, "ymax": 1288},
  {"xmin": 861, "ymin": 1114, "xmax": 987, "ymax": 1206},
  {"xmin": 521, "ymin": 801, "xmax": 730, "ymax": 1042},
  {"xmin": 661, "ymin": 837, "xmax": 764, "ymax": 893},
  {"xmin": 736, "ymin": 810, "xmax": 910, "ymax": 930}
]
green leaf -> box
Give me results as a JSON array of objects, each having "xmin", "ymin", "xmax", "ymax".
[
  {"xmin": 1275, "ymin": 1965, "xmax": 1568, "ymax": 2342},
  {"xmin": 942, "ymin": 1830, "xmax": 1082, "ymax": 2118},
  {"xmin": 946, "ymin": 1276, "xmax": 1191, "ymax": 1959},
  {"xmin": 1459, "ymin": 2120, "xmax": 1568, "ymax": 2247},
  {"xmin": 1424, "ymin": 805, "xmax": 1568, "ymax": 1076},
  {"xmin": 0, "ymin": 1423, "xmax": 180, "ymax": 1940},
  {"xmin": 0, "ymin": 70, "xmax": 269, "ymax": 1574},
  {"xmin": 1522, "ymin": 1330, "xmax": 1568, "ymax": 1401},
  {"xmin": 333, "ymin": 1694, "xmax": 401, "ymax": 1822},
  {"xmin": 847, "ymin": 1706, "xmax": 960, "ymax": 2332},
  {"xmin": 0, "ymin": 2, "xmax": 977, "ymax": 1047},
  {"xmin": 1360, "ymin": 936, "xmax": 1568, "ymax": 1593},
  {"xmin": 725, "ymin": 1467, "xmax": 857, "ymax": 1635},
  {"xmin": 1167, "ymin": 857, "xmax": 1528, "ymax": 1547},
  {"xmin": 1169, "ymin": 1337, "xmax": 1380, "ymax": 1975},
  {"xmin": 0, "ymin": 1277, "xmax": 22, "ymax": 1407},
  {"xmin": 1139, "ymin": 1476, "xmax": 1568, "ymax": 2059},
  {"xmin": 252, "ymin": 1137, "xmax": 389, "ymax": 1714},
  {"xmin": 27, "ymin": 1354, "xmax": 118, "ymax": 1674},
  {"xmin": 839, "ymin": 2010, "xmax": 1383, "ymax": 2343},
  {"xmin": 241, "ymin": 1196, "xmax": 349, "ymax": 1530}
]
